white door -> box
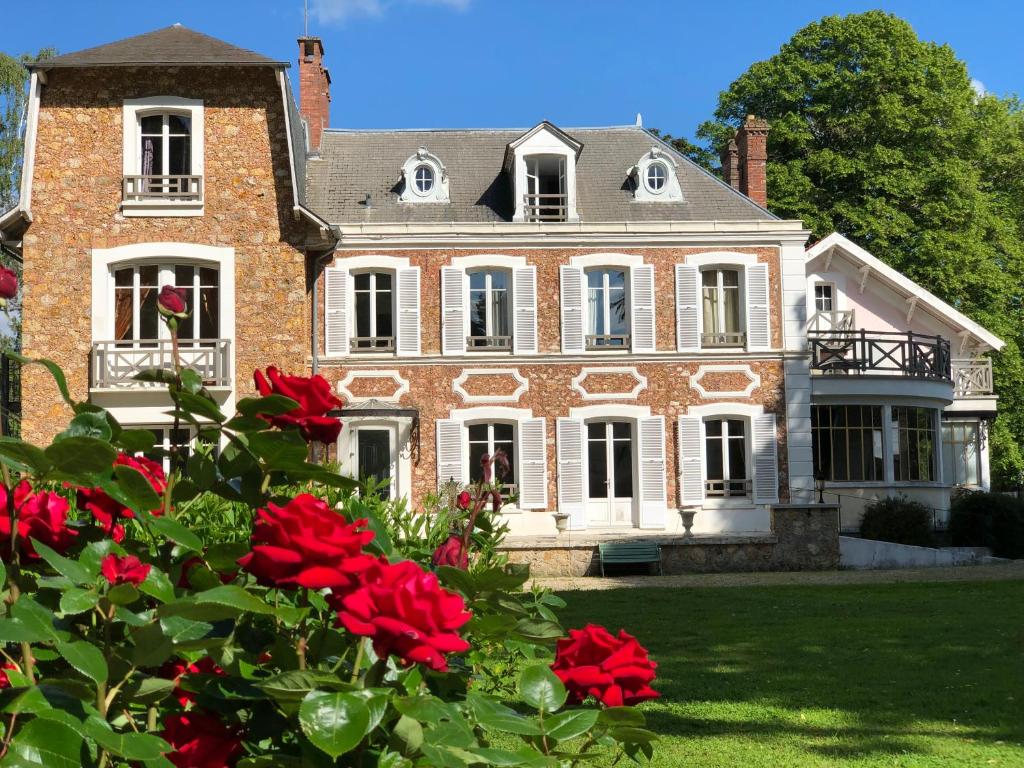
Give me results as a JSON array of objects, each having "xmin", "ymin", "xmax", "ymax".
[{"xmin": 586, "ymin": 420, "xmax": 634, "ymax": 526}]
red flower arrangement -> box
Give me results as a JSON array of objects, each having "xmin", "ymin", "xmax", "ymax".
[
  {"xmin": 550, "ymin": 624, "xmax": 659, "ymax": 707},
  {"xmin": 253, "ymin": 366, "xmax": 343, "ymax": 444},
  {"xmin": 101, "ymin": 553, "xmax": 151, "ymax": 586},
  {"xmin": 76, "ymin": 453, "xmax": 167, "ymax": 542},
  {"xmin": 333, "ymin": 558, "xmax": 471, "ymax": 672},
  {"xmin": 162, "ymin": 711, "xmax": 242, "ymax": 768},
  {"xmin": 0, "ymin": 481, "xmax": 77, "ymax": 560},
  {"xmin": 237, "ymin": 494, "xmax": 375, "ymax": 590}
]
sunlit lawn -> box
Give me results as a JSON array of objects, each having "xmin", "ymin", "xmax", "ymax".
[{"xmin": 556, "ymin": 580, "xmax": 1024, "ymax": 767}]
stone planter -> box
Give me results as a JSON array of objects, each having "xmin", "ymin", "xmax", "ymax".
[
  {"xmin": 679, "ymin": 509, "xmax": 697, "ymax": 537},
  {"xmin": 552, "ymin": 513, "xmax": 570, "ymax": 534}
]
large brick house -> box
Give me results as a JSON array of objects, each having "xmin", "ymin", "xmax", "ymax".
[{"xmin": 0, "ymin": 26, "xmax": 1002, "ymax": 547}]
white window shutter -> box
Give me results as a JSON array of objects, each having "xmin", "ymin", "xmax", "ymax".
[
  {"xmin": 556, "ymin": 418, "xmax": 586, "ymax": 530},
  {"xmin": 678, "ymin": 415, "xmax": 704, "ymax": 505},
  {"xmin": 745, "ymin": 263, "xmax": 771, "ymax": 351},
  {"xmin": 395, "ymin": 267, "xmax": 420, "ymax": 357},
  {"xmin": 560, "ymin": 266, "xmax": 585, "ymax": 354},
  {"xmin": 517, "ymin": 417, "xmax": 547, "ymax": 509},
  {"xmin": 752, "ymin": 413, "xmax": 779, "ymax": 504},
  {"xmin": 441, "ymin": 267, "xmax": 466, "ymax": 356},
  {"xmin": 637, "ymin": 416, "xmax": 667, "ymax": 528},
  {"xmin": 675, "ymin": 264, "xmax": 700, "ymax": 352},
  {"xmin": 630, "ymin": 264, "xmax": 656, "ymax": 353},
  {"xmin": 324, "ymin": 267, "xmax": 349, "ymax": 356},
  {"xmin": 436, "ymin": 419, "xmax": 465, "ymax": 489},
  {"xmin": 512, "ymin": 266, "xmax": 538, "ymax": 355}
]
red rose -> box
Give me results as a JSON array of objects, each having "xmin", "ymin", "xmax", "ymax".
[
  {"xmin": 456, "ymin": 491, "xmax": 471, "ymax": 510},
  {"xmin": 333, "ymin": 558, "xmax": 471, "ymax": 672},
  {"xmin": 77, "ymin": 453, "xmax": 167, "ymax": 541},
  {"xmin": 551, "ymin": 624, "xmax": 659, "ymax": 707},
  {"xmin": 162, "ymin": 712, "xmax": 242, "ymax": 768},
  {"xmin": 0, "ymin": 662, "xmax": 19, "ymax": 689},
  {"xmin": 432, "ymin": 534, "xmax": 468, "ymax": 570},
  {"xmin": 0, "ymin": 481, "xmax": 77, "ymax": 560},
  {"xmin": 101, "ymin": 553, "xmax": 151, "ymax": 586},
  {"xmin": 159, "ymin": 657, "xmax": 226, "ymax": 707},
  {"xmin": 237, "ymin": 493, "xmax": 375, "ymax": 591},
  {"xmin": 253, "ymin": 367, "xmax": 343, "ymax": 444},
  {"xmin": 0, "ymin": 266, "xmax": 17, "ymax": 301},
  {"xmin": 158, "ymin": 285, "xmax": 189, "ymax": 317}
]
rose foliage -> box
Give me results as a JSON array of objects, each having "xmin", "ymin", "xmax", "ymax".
[{"xmin": 0, "ymin": 345, "xmax": 660, "ymax": 766}]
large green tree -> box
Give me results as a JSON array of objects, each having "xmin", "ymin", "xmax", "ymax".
[
  {"xmin": 0, "ymin": 49, "xmax": 54, "ymax": 210},
  {"xmin": 683, "ymin": 10, "xmax": 1024, "ymax": 484}
]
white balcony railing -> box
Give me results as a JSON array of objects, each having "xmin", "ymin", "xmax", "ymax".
[
  {"xmin": 123, "ymin": 175, "xmax": 203, "ymax": 202},
  {"xmin": 523, "ymin": 193, "xmax": 568, "ymax": 222},
  {"xmin": 952, "ymin": 358, "xmax": 994, "ymax": 397},
  {"xmin": 809, "ymin": 309, "xmax": 856, "ymax": 333},
  {"xmin": 91, "ymin": 339, "xmax": 231, "ymax": 389}
]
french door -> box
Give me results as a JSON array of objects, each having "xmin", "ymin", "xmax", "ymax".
[
  {"xmin": 356, "ymin": 427, "xmax": 395, "ymax": 498},
  {"xmin": 586, "ymin": 420, "xmax": 634, "ymax": 526}
]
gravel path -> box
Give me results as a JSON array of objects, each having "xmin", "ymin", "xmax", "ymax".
[{"xmin": 532, "ymin": 560, "xmax": 1024, "ymax": 591}]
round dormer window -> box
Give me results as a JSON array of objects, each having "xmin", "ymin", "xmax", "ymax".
[
  {"xmin": 645, "ymin": 161, "xmax": 668, "ymax": 193},
  {"xmin": 413, "ymin": 164, "xmax": 435, "ymax": 195}
]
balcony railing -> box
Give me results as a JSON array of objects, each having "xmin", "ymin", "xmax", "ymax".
[
  {"xmin": 92, "ymin": 339, "xmax": 231, "ymax": 389},
  {"xmin": 350, "ymin": 336, "xmax": 395, "ymax": 353},
  {"xmin": 705, "ymin": 478, "xmax": 751, "ymax": 498},
  {"xmin": 808, "ymin": 330, "xmax": 951, "ymax": 380},
  {"xmin": 701, "ymin": 331, "xmax": 746, "ymax": 348},
  {"xmin": 952, "ymin": 358, "xmax": 994, "ymax": 396},
  {"xmin": 523, "ymin": 193, "xmax": 568, "ymax": 222},
  {"xmin": 467, "ymin": 335, "xmax": 512, "ymax": 351},
  {"xmin": 809, "ymin": 309, "xmax": 856, "ymax": 333},
  {"xmin": 586, "ymin": 334, "xmax": 630, "ymax": 350},
  {"xmin": 123, "ymin": 175, "xmax": 203, "ymax": 202}
]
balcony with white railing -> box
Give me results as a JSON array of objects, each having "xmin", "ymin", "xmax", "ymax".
[
  {"xmin": 123, "ymin": 175, "xmax": 203, "ymax": 202},
  {"xmin": 952, "ymin": 358, "xmax": 994, "ymax": 397},
  {"xmin": 91, "ymin": 339, "xmax": 231, "ymax": 390},
  {"xmin": 522, "ymin": 193, "xmax": 568, "ymax": 222},
  {"xmin": 808, "ymin": 309, "xmax": 856, "ymax": 333}
]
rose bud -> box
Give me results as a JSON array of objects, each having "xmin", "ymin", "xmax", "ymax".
[
  {"xmin": 157, "ymin": 285, "xmax": 189, "ymax": 318},
  {"xmin": 432, "ymin": 534, "xmax": 469, "ymax": 570},
  {"xmin": 101, "ymin": 553, "xmax": 152, "ymax": 586},
  {"xmin": 456, "ymin": 491, "xmax": 471, "ymax": 510},
  {"xmin": 0, "ymin": 266, "xmax": 17, "ymax": 306}
]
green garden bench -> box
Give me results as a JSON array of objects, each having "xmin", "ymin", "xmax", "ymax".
[{"xmin": 598, "ymin": 541, "xmax": 663, "ymax": 577}]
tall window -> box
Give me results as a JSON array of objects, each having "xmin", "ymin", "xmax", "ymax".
[
  {"xmin": 352, "ymin": 271, "xmax": 394, "ymax": 351},
  {"xmin": 587, "ymin": 421, "xmax": 633, "ymax": 499},
  {"xmin": 114, "ymin": 264, "xmax": 219, "ymax": 345},
  {"xmin": 811, "ymin": 405, "xmax": 884, "ymax": 482},
  {"xmin": 942, "ymin": 421, "xmax": 981, "ymax": 487},
  {"xmin": 139, "ymin": 113, "xmax": 191, "ymax": 196},
  {"xmin": 892, "ymin": 406, "xmax": 936, "ymax": 482},
  {"xmin": 586, "ymin": 268, "xmax": 628, "ymax": 349},
  {"xmin": 701, "ymin": 269, "xmax": 743, "ymax": 347},
  {"xmin": 468, "ymin": 270, "xmax": 511, "ymax": 350},
  {"xmin": 468, "ymin": 423, "xmax": 516, "ymax": 492},
  {"xmin": 704, "ymin": 418, "xmax": 748, "ymax": 497},
  {"xmin": 814, "ymin": 282, "xmax": 835, "ymax": 312},
  {"xmin": 524, "ymin": 154, "xmax": 567, "ymax": 221}
]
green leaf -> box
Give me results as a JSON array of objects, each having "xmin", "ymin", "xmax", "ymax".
[
  {"xmin": 192, "ymin": 584, "xmax": 275, "ymax": 615},
  {"xmin": 518, "ymin": 664, "xmax": 567, "ymax": 714},
  {"xmin": 56, "ymin": 640, "xmax": 108, "ymax": 685},
  {"xmin": 185, "ymin": 452, "xmax": 218, "ymax": 490},
  {"xmin": 57, "ymin": 411, "xmax": 112, "ymax": 442},
  {"xmin": 513, "ymin": 619, "xmax": 565, "ymax": 643},
  {"xmin": 249, "ymin": 429, "xmax": 308, "ymax": 467},
  {"xmin": 0, "ymin": 618, "xmax": 52, "ymax": 643},
  {"xmin": 130, "ymin": 622, "xmax": 174, "ymax": 668},
  {"xmin": 145, "ymin": 514, "xmax": 203, "ymax": 552},
  {"xmin": 205, "ymin": 542, "xmax": 249, "ymax": 572},
  {"xmin": 115, "ymin": 429, "xmax": 157, "ymax": 453},
  {"xmin": 177, "ymin": 391, "xmax": 227, "ymax": 423},
  {"xmin": 0, "ymin": 437, "xmax": 52, "ymax": 474},
  {"xmin": 224, "ymin": 415, "xmax": 272, "ymax": 433},
  {"xmin": 139, "ymin": 566, "xmax": 176, "ymax": 604},
  {"xmin": 542, "ymin": 709, "xmax": 598, "ymax": 741},
  {"xmin": 257, "ymin": 671, "xmax": 352, "ymax": 704},
  {"xmin": 31, "ymin": 539, "xmax": 93, "ymax": 585},
  {"xmin": 467, "ymin": 694, "xmax": 542, "ymax": 736},
  {"xmin": 107, "ymin": 583, "xmax": 140, "ymax": 605},
  {"xmin": 389, "ymin": 714, "xmax": 423, "ymax": 756},
  {"xmin": 159, "ymin": 615, "xmax": 214, "ymax": 644},
  {"xmin": 597, "ymin": 707, "xmax": 646, "ymax": 727},
  {"xmin": 11, "ymin": 597, "xmax": 59, "ymax": 642},
  {"xmin": 7, "ymin": 718, "xmax": 84, "ymax": 768},
  {"xmin": 299, "ymin": 690, "xmax": 371, "ymax": 759},
  {"xmin": 112, "ymin": 464, "xmax": 163, "ymax": 512},
  {"xmin": 237, "ymin": 395, "xmax": 300, "ymax": 417},
  {"xmin": 179, "ymin": 368, "xmax": 204, "ymax": 394},
  {"xmin": 44, "ymin": 437, "xmax": 117, "ymax": 476},
  {"xmin": 608, "ymin": 726, "xmax": 657, "ymax": 744},
  {"xmin": 6, "ymin": 351, "xmax": 76, "ymax": 408},
  {"xmin": 132, "ymin": 368, "xmax": 178, "ymax": 385},
  {"xmin": 59, "ymin": 588, "xmax": 99, "ymax": 616},
  {"xmin": 84, "ymin": 717, "xmax": 170, "ymax": 760}
]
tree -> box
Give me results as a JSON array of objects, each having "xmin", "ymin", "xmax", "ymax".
[
  {"xmin": 0, "ymin": 49, "xmax": 55, "ymax": 210},
  {"xmin": 692, "ymin": 10, "xmax": 1024, "ymax": 484}
]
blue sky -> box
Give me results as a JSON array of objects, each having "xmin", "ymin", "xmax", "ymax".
[{"xmin": 4, "ymin": 0, "xmax": 1020, "ymax": 142}]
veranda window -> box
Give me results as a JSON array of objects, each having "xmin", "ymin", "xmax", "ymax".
[
  {"xmin": 468, "ymin": 422, "xmax": 516, "ymax": 493},
  {"xmin": 586, "ymin": 268, "xmax": 629, "ymax": 349},
  {"xmin": 941, "ymin": 421, "xmax": 981, "ymax": 487},
  {"xmin": 468, "ymin": 270, "xmax": 511, "ymax": 350},
  {"xmin": 701, "ymin": 269, "xmax": 743, "ymax": 347},
  {"xmin": 114, "ymin": 264, "xmax": 219, "ymax": 346},
  {"xmin": 352, "ymin": 271, "xmax": 394, "ymax": 351},
  {"xmin": 892, "ymin": 406, "xmax": 937, "ymax": 482},
  {"xmin": 811, "ymin": 405, "xmax": 884, "ymax": 482},
  {"xmin": 704, "ymin": 418, "xmax": 749, "ymax": 497}
]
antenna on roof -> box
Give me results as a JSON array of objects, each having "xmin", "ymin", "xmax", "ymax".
[{"xmin": 635, "ymin": 112, "xmax": 643, "ymax": 127}]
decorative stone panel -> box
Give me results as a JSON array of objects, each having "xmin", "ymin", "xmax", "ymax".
[
  {"xmin": 338, "ymin": 371, "xmax": 409, "ymax": 403},
  {"xmin": 452, "ymin": 369, "xmax": 529, "ymax": 403},
  {"xmin": 690, "ymin": 364, "xmax": 761, "ymax": 398},
  {"xmin": 571, "ymin": 367, "xmax": 648, "ymax": 401}
]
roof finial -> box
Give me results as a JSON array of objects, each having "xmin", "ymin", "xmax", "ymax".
[
  {"xmin": 635, "ymin": 112, "xmax": 643, "ymax": 127},
  {"xmin": 173, "ymin": 22, "xmax": 182, "ymax": 28}
]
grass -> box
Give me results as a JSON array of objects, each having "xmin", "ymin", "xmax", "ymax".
[{"xmin": 556, "ymin": 580, "xmax": 1024, "ymax": 767}]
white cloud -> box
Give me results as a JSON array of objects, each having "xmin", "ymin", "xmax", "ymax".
[
  {"xmin": 311, "ymin": 0, "xmax": 469, "ymax": 24},
  {"xmin": 970, "ymin": 78, "xmax": 987, "ymax": 98}
]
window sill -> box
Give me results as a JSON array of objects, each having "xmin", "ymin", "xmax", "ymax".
[
  {"xmin": 700, "ymin": 498, "xmax": 757, "ymax": 509},
  {"xmin": 121, "ymin": 199, "xmax": 204, "ymax": 218}
]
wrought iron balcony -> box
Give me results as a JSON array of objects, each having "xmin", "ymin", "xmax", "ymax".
[
  {"xmin": 123, "ymin": 175, "xmax": 203, "ymax": 202},
  {"xmin": 808, "ymin": 330, "xmax": 951, "ymax": 380},
  {"xmin": 91, "ymin": 339, "xmax": 231, "ymax": 389},
  {"xmin": 952, "ymin": 358, "xmax": 994, "ymax": 397}
]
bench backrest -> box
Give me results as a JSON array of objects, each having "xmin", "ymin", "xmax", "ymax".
[{"xmin": 598, "ymin": 542, "xmax": 661, "ymax": 562}]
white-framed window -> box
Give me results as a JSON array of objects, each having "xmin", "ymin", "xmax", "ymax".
[
  {"xmin": 645, "ymin": 161, "xmax": 668, "ymax": 193},
  {"xmin": 942, "ymin": 420, "xmax": 982, "ymax": 487},
  {"xmin": 811, "ymin": 405, "xmax": 884, "ymax": 482},
  {"xmin": 413, "ymin": 164, "xmax": 435, "ymax": 195},
  {"xmin": 467, "ymin": 269, "xmax": 512, "ymax": 350},
  {"xmin": 400, "ymin": 147, "xmax": 449, "ymax": 203},
  {"xmin": 339, "ymin": 418, "xmax": 414, "ymax": 503},
  {"xmin": 701, "ymin": 268, "xmax": 744, "ymax": 347},
  {"xmin": 704, "ymin": 417, "xmax": 749, "ymax": 498},
  {"xmin": 814, "ymin": 282, "xmax": 835, "ymax": 312},
  {"xmin": 586, "ymin": 420, "xmax": 635, "ymax": 525},
  {"xmin": 468, "ymin": 422, "xmax": 517, "ymax": 494},
  {"xmin": 351, "ymin": 270, "xmax": 395, "ymax": 352},
  {"xmin": 141, "ymin": 425, "xmax": 196, "ymax": 476},
  {"xmin": 892, "ymin": 406, "xmax": 937, "ymax": 482},
  {"xmin": 586, "ymin": 268, "xmax": 629, "ymax": 350},
  {"xmin": 113, "ymin": 263, "xmax": 220, "ymax": 345},
  {"xmin": 442, "ymin": 257, "xmax": 537, "ymax": 356}
]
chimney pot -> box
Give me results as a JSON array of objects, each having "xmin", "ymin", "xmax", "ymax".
[{"xmin": 297, "ymin": 36, "xmax": 331, "ymax": 152}]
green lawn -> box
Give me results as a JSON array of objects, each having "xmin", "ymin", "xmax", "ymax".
[{"xmin": 556, "ymin": 580, "xmax": 1024, "ymax": 767}]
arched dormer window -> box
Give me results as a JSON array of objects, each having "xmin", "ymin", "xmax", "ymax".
[
  {"xmin": 630, "ymin": 147, "xmax": 683, "ymax": 202},
  {"xmin": 400, "ymin": 147, "xmax": 449, "ymax": 203}
]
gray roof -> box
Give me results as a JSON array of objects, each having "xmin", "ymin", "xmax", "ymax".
[
  {"xmin": 32, "ymin": 24, "xmax": 287, "ymax": 69},
  {"xmin": 305, "ymin": 125, "xmax": 774, "ymax": 224}
]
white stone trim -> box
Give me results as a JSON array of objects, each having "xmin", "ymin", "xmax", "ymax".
[
  {"xmin": 449, "ymin": 405, "xmax": 533, "ymax": 422},
  {"xmin": 337, "ymin": 370, "xmax": 410, "ymax": 403},
  {"xmin": 449, "ymin": 254, "xmax": 528, "ymax": 270},
  {"xmin": 686, "ymin": 251, "xmax": 761, "ymax": 268},
  {"xmin": 571, "ymin": 366, "xmax": 648, "ymax": 400},
  {"xmin": 568, "ymin": 252, "xmax": 645, "ymax": 269},
  {"xmin": 399, "ymin": 147, "xmax": 449, "ymax": 203},
  {"xmin": 686, "ymin": 402, "xmax": 766, "ymax": 419},
  {"xmin": 631, "ymin": 147, "xmax": 683, "ymax": 202},
  {"xmin": 690, "ymin": 364, "xmax": 761, "ymax": 399},
  {"xmin": 332, "ymin": 254, "xmax": 411, "ymax": 271},
  {"xmin": 569, "ymin": 403, "xmax": 652, "ymax": 420},
  {"xmin": 452, "ymin": 369, "xmax": 529, "ymax": 403},
  {"xmin": 19, "ymin": 72, "xmax": 42, "ymax": 215}
]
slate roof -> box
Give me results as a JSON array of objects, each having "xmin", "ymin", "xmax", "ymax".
[
  {"xmin": 31, "ymin": 25, "xmax": 287, "ymax": 69},
  {"xmin": 306, "ymin": 126, "xmax": 775, "ymax": 225}
]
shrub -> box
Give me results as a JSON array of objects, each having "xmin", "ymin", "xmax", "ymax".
[
  {"xmin": 859, "ymin": 495, "xmax": 935, "ymax": 547},
  {"xmin": 950, "ymin": 490, "xmax": 1024, "ymax": 559}
]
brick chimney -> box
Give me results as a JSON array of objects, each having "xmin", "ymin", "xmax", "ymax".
[
  {"xmin": 720, "ymin": 138, "xmax": 740, "ymax": 191},
  {"xmin": 734, "ymin": 114, "xmax": 769, "ymax": 207},
  {"xmin": 298, "ymin": 36, "xmax": 330, "ymax": 152}
]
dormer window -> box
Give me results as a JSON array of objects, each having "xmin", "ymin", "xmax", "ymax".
[
  {"xmin": 400, "ymin": 148, "xmax": 448, "ymax": 203},
  {"xmin": 506, "ymin": 122, "xmax": 582, "ymax": 223},
  {"xmin": 631, "ymin": 147, "xmax": 683, "ymax": 202},
  {"xmin": 524, "ymin": 154, "xmax": 567, "ymax": 222},
  {"xmin": 645, "ymin": 161, "xmax": 668, "ymax": 193}
]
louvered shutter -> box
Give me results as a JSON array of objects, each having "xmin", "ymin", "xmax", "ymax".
[
  {"xmin": 745, "ymin": 264, "xmax": 771, "ymax": 351},
  {"xmin": 752, "ymin": 413, "xmax": 779, "ymax": 504},
  {"xmin": 556, "ymin": 418, "xmax": 586, "ymax": 530},
  {"xmin": 637, "ymin": 416, "xmax": 667, "ymax": 528},
  {"xmin": 435, "ymin": 419, "xmax": 465, "ymax": 489},
  {"xmin": 560, "ymin": 266, "xmax": 585, "ymax": 354},
  {"xmin": 517, "ymin": 417, "xmax": 547, "ymax": 509},
  {"xmin": 441, "ymin": 267, "xmax": 466, "ymax": 356},
  {"xmin": 512, "ymin": 266, "xmax": 538, "ymax": 355},
  {"xmin": 675, "ymin": 264, "xmax": 700, "ymax": 352},
  {"xmin": 678, "ymin": 415, "xmax": 704, "ymax": 505},
  {"xmin": 395, "ymin": 267, "xmax": 421, "ymax": 357},
  {"xmin": 324, "ymin": 267, "xmax": 349, "ymax": 356},
  {"xmin": 630, "ymin": 265, "xmax": 656, "ymax": 353}
]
